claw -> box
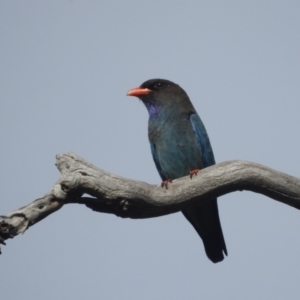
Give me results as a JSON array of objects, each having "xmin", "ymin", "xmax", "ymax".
[
  {"xmin": 189, "ymin": 169, "xmax": 200, "ymax": 178},
  {"xmin": 161, "ymin": 179, "xmax": 172, "ymax": 189}
]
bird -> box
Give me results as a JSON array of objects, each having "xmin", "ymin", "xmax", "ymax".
[{"xmin": 127, "ymin": 78, "xmax": 227, "ymax": 263}]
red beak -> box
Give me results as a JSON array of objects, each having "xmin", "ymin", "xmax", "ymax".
[{"xmin": 127, "ymin": 87, "xmax": 151, "ymax": 97}]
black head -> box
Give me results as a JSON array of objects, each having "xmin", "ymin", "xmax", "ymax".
[
  {"xmin": 127, "ymin": 78, "xmax": 193, "ymax": 117},
  {"xmin": 127, "ymin": 78, "xmax": 187, "ymax": 101},
  {"xmin": 140, "ymin": 78, "xmax": 177, "ymax": 92}
]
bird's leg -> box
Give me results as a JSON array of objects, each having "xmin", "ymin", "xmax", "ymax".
[
  {"xmin": 161, "ymin": 179, "xmax": 172, "ymax": 189},
  {"xmin": 189, "ymin": 169, "xmax": 200, "ymax": 178}
]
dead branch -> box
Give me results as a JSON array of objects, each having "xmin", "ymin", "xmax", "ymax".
[{"xmin": 1, "ymin": 152, "xmax": 299, "ymax": 254}]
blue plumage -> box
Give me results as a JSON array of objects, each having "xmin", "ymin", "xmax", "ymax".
[
  {"xmin": 190, "ymin": 113, "xmax": 216, "ymax": 167},
  {"xmin": 127, "ymin": 79, "xmax": 227, "ymax": 263}
]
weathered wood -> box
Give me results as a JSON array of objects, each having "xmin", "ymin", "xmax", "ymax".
[{"xmin": 1, "ymin": 152, "xmax": 300, "ymax": 254}]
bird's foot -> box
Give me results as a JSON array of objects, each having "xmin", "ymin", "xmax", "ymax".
[
  {"xmin": 189, "ymin": 169, "xmax": 200, "ymax": 178},
  {"xmin": 161, "ymin": 179, "xmax": 172, "ymax": 189}
]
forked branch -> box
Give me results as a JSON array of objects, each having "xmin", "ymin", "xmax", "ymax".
[{"xmin": 1, "ymin": 152, "xmax": 299, "ymax": 253}]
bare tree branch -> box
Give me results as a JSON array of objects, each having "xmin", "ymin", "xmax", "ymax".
[{"xmin": 1, "ymin": 152, "xmax": 300, "ymax": 254}]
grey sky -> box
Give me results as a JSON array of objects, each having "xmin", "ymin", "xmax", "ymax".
[{"xmin": 1, "ymin": 1, "xmax": 300, "ymax": 299}]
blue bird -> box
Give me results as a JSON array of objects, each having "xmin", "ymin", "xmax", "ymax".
[{"xmin": 127, "ymin": 79, "xmax": 227, "ymax": 263}]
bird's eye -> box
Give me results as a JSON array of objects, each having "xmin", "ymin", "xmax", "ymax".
[{"xmin": 154, "ymin": 82, "xmax": 163, "ymax": 88}]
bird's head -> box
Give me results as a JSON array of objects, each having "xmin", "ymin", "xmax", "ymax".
[{"xmin": 127, "ymin": 79, "xmax": 190, "ymax": 117}]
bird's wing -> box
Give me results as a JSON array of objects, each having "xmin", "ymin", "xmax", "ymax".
[
  {"xmin": 150, "ymin": 142, "xmax": 165, "ymax": 180},
  {"xmin": 187, "ymin": 114, "xmax": 227, "ymax": 262},
  {"xmin": 189, "ymin": 113, "xmax": 215, "ymax": 167}
]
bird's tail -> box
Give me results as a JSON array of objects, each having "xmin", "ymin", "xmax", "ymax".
[{"xmin": 182, "ymin": 198, "xmax": 227, "ymax": 263}]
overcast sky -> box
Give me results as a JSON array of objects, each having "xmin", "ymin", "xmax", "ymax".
[{"xmin": 1, "ymin": 1, "xmax": 300, "ymax": 299}]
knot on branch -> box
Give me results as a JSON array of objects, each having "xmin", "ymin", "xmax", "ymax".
[
  {"xmin": 0, "ymin": 220, "xmax": 12, "ymax": 245},
  {"xmin": 0, "ymin": 215, "xmax": 29, "ymax": 251}
]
